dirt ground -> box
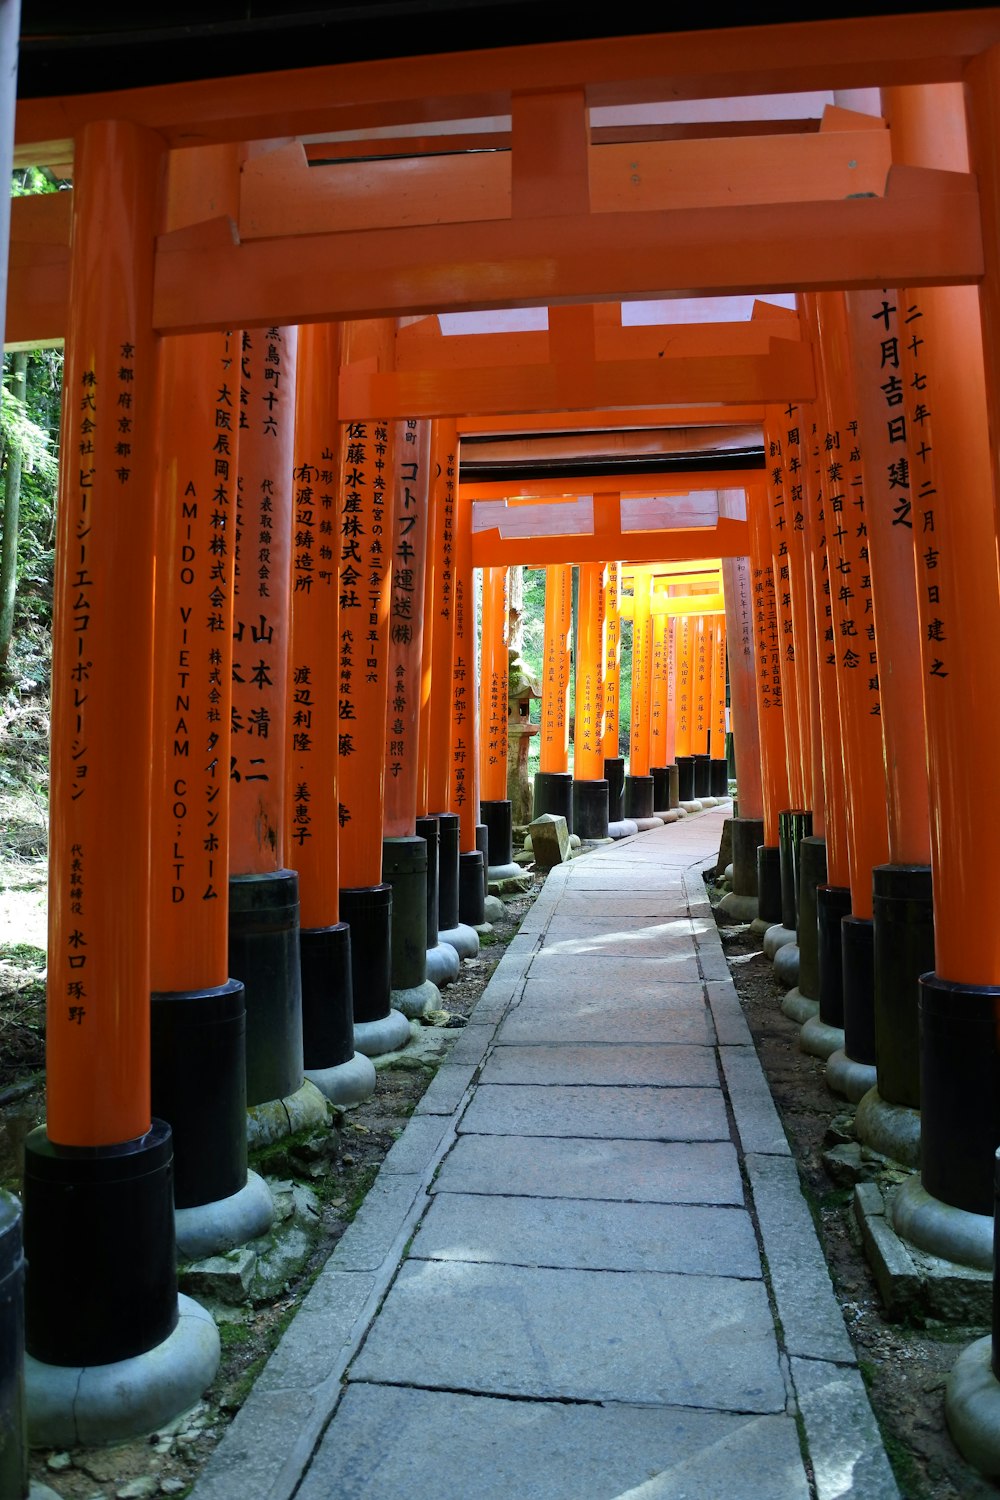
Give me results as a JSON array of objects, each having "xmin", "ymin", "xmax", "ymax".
[
  {"xmin": 707, "ymin": 877, "xmax": 998, "ymax": 1500},
  {"xmin": 2, "ymin": 824, "xmax": 997, "ymax": 1498}
]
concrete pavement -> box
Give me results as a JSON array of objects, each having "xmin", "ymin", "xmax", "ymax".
[{"xmin": 191, "ymin": 807, "xmax": 900, "ymax": 1500}]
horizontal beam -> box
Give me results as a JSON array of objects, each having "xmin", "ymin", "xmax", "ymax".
[
  {"xmin": 456, "ymin": 407, "xmax": 766, "ymax": 434},
  {"xmin": 339, "ymin": 342, "xmax": 814, "ymax": 419},
  {"xmin": 472, "ymin": 515, "xmax": 749, "ymax": 567},
  {"xmin": 461, "ymin": 470, "xmax": 756, "ymax": 500},
  {"xmin": 16, "ymin": 12, "xmax": 1000, "ymax": 159},
  {"xmin": 619, "ymin": 591, "xmax": 725, "ymax": 618},
  {"xmin": 152, "ymin": 165, "xmax": 982, "ymax": 333}
]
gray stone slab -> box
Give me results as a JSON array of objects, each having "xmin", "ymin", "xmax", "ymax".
[
  {"xmin": 791, "ymin": 1357, "xmax": 901, "ymax": 1500},
  {"xmin": 538, "ymin": 929, "xmax": 702, "ymax": 963},
  {"xmin": 432, "ymin": 1133, "xmax": 745, "ymax": 1204},
  {"xmin": 706, "ymin": 978, "xmax": 754, "ymax": 1046},
  {"xmin": 719, "ymin": 1044, "xmax": 792, "ymax": 1156},
  {"xmin": 696, "ymin": 947, "xmax": 733, "ymax": 981},
  {"xmin": 191, "ymin": 1387, "xmax": 323, "ymax": 1500},
  {"xmin": 543, "ymin": 914, "xmax": 697, "ymax": 936},
  {"xmin": 297, "ymin": 1386, "xmax": 810, "ymax": 1500},
  {"xmin": 351, "ymin": 1260, "xmax": 786, "ymax": 1412},
  {"xmin": 256, "ymin": 1270, "xmax": 378, "ymax": 1390},
  {"xmin": 329, "ymin": 1176, "xmax": 424, "ymax": 1271},
  {"xmin": 745, "ymin": 1153, "xmax": 856, "ymax": 1365},
  {"xmin": 499, "ymin": 989, "xmax": 716, "ymax": 1047},
  {"xmin": 480, "ymin": 1042, "xmax": 718, "ymax": 1087},
  {"xmin": 459, "ymin": 1082, "xmax": 730, "ymax": 1141},
  {"xmin": 379, "ymin": 1113, "xmax": 452, "ymax": 1175},
  {"xmin": 412, "ymin": 1062, "xmax": 478, "ymax": 1115},
  {"xmin": 544, "ymin": 892, "xmax": 692, "ymax": 917},
  {"xmin": 413, "ymin": 1192, "xmax": 761, "ymax": 1278},
  {"xmin": 526, "ymin": 951, "xmax": 703, "ymax": 982}
]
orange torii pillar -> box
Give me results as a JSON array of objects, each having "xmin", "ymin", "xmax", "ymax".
[
  {"xmin": 663, "ymin": 615, "xmax": 680, "ymax": 811},
  {"xmin": 846, "ymin": 286, "xmax": 933, "ymax": 1168},
  {"xmin": 793, "ymin": 388, "xmax": 854, "ymax": 1045},
  {"xmin": 414, "ymin": 420, "xmax": 466, "ymax": 981},
  {"xmin": 479, "ymin": 565, "xmax": 521, "ymax": 881},
  {"xmin": 573, "ymin": 562, "xmax": 611, "ymax": 839},
  {"xmin": 944, "ymin": 55, "xmax": 1000, "ymax": 1467},
  {"xmin": 799, "ymin": 292, "xmax": 891, "ymax": 1108},
  {"xmin": 673, "ymin": 611, "xmax": 697, "ymax": 804},
  {"xmin": 719, "ymin": 549, "xmax": 766, "ymax": 921},
  {"xmin": 747, "ymin": 483, "xmax": 792, "ymax": 933},
  {"xmin": 648, "ymin": 604, "xmax": 672, "ymax": 814},
  {"xmin": 448, "ymin": 489, "xmax": 484, "ymax": 951},
  {"xmin": 709, "ymin": 614, "xmax": 730, "ymax": 797},
  {"xmin": 602, "ymin": 561, "xmax": 628, "ymax": 826},
  {"xmin": 690, "ymin": 614, "xmax": 714, "ymax": 800},
  {"xmin": 873, "ymin": 83, "xmax": 1000, "ymax": 1282},
  {"xmin": 149, "ymin": 327, "xmax": 274, "ymax": 1260},
  {"xmin": 287, "ymin": 322, "xmax": 376, "ymax": 1105},
  {"xmin": 762, "ymin": 412, "xmax": 812, "ymax": 962},
  {"xmin": 226, "ymin": 325, "xmax": 313, "ymax": 1121},
  {"xmin": 533, "ymin": 563, "xmax": 574, "ymax": 830},
  {"xmin": 769, "ymin": 405, "xmax": 829, "ymax": 1025},
  {"xmin": 625, "ymin": 572, "xmax": 658, "ymax": 825},
  {"xmin": 22, "ymin": 120, "xmax": 219, "ymax": 1447},
  {"xmin": 337, "ymin": 323, "xmax": 412, "ymax": 1057},
  {"xmin": 381, "ymin": 419, "xmax": 441, "ymax": 1019}
]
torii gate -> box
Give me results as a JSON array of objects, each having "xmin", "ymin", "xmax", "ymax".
[{"xmin": 10, "ymin": 11, "xmax": 1000, "ymax": 1476}]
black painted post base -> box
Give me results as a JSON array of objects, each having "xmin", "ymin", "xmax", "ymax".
[
  {"xmin": 675, "ymin": 755, "xmax": 696, "ymax": 803},
  {"xmin": 710, "ymin": 758, "xmax": 730, "ymax": 797},
  {"xmin": 533, "ymin": 771, "xmax": 574, "ymax": 832},
  {"xmin": 693, "ymin": 754, "xmax": 712, "ymax": 798},
  {"xmin": 0, "ymin": 1191, "xmax": 26, "ymax": 1498},
  {"xmin": 921, "ymin": 975, "xmax": 1000, "ymax": 1219},
  {"xmin": 475, "ymin": 823, "xmax": 490, "ymax": 901},
  {"xmin": 21, "ymin": 1123, "xmax": 220, "ymax": 1447},
  {"xmin": 667, "ymin": 764, "xmax": 680, "ymax": 809},
  {"xmin": 151, "ymin": 979, "xmax": 248, "ymax": 1211},
  {"xmin": 624, "ymin": 774, "xmax": 654, "ymax": 820},
  {"xmin": 603, "ymin": 757, "xmax": 625, "ymax": 822},
  {"xmin": 300, "ymin": 922, "xmax": 375, "ymax": 1106},
  {"xmin": 572, "ymin": 779, "xmax": 609, "ymax": 840},
  {"xmin": 800, "ymin": 885, "xmax": 851, "ymax": 1061},
  {"xmin": 383, "ymin": 837, "xmax": 439, "ymax": 1018},
  {"xmin": 778, "ymin": 809, "xmax": 812, "ymax": 932},
  {"xmin": 228, "ymin": 870, "xmax": 304, "ymax": 1109},
  {"xmin": 481, "ymin": 798, "xmax": 522, "ymax": 880},
  {"xmin": 459, "ymin": 849, "xmax": 486, "ymax": 926},
  {"xmin": 416, "ymin": 815, "xmax": 460, "ymax": 987},
  {"xmin": 438, "ymin": 813, "xmax": 461, "ymax": 931},
  {"xmin": 717, "ymin": 816, "xmax": 764, "ymax": 925},
  {"xmin": 650, "ymin": 765, "xmax": 670, "ymax": 812},
  {"xmin": 340, "ymin": 883, "xmax": 410, "ymax": 1057},
  {"xmin": 826, "ymin": 915, "xmax": 878, "ymax": 1104},
  {"xmin": 754, "ymin": 844, "xmax": 782, "ymax": 928},
  {"xmin": 872, "ymin": 863, "xmax": 933, "ymax": 1112}
]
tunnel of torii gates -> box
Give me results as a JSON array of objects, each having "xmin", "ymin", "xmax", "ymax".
[{"xmin": 7, "ymin": 5, "xmax": 1000, "ymax": 1474}]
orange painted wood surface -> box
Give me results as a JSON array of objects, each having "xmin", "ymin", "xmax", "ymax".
[
  {"xmin": 286, "ymin": 322, "xmax": 342, "ymax": 928},
  {"xmin": 383, "ymin": 420, "xmax": 432, "ymax": 837},
  {"xmin": 419, "ymin": 420, "xmax": 459, "ymax": 816},
  {"xmin": 575, "ymin": 562, "xmax": 607, "ymax": 782},
  {"xmin": 539, "ymin": 564, "xmax": 572, "ymax": 775},
  {"xmin": 601, "ymin": 562, "xmax": 623, "ymax": 760},
  {"xmin": 479, "ymin": 566, "xmax": 509, "ymax": 803},
  {"xmin": 451, "ymin": 488, "xmax": 479, "ymax": 850}
]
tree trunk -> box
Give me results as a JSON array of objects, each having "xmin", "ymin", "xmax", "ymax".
[{"xmin": 0, "ymin": 351, "xmax": 28, "ymax": 667}]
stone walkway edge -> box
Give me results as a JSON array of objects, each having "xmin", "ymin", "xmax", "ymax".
[{"xmin": 190, "ymin": 808, "xmax": 900, "ymax": 1500}]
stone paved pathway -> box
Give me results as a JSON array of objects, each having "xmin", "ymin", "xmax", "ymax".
[{"xmin": 192, "ymin": 808, "xmax": 900, "ymax": 1500}]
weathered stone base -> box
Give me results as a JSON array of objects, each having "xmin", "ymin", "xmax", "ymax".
[
  {"xmin": 946, "ymin": 1337, "xmax": 1000, "ymax": 1478},
  {"xmin": 854, "ymin": 1180, "xmax": 992, "ymax": 1323},
  {"xmin": 762, "ymin": 923, "xmax": 796, "ymax": 959},
  {"xmin": 826, "ymin": 1048, "xmax": 877, "ymax": 1105},
  {"xmin": 175, "ymin": 1170, "xmax": 275, "ymax": 1261},
  {"xmin": 854, "ymin": 1087, "xmax": 920, "ymax": 1170},
  {"xmin": 772, "ymin": 941, "xmax": 799, "ymax": 988},
  {"xmin": 890, "ymin": 1175, "xmax": 993, "ymax": 1272},
  {"xmin": 780, "ymin": 987, "xmax": 819, "ymax": 1024},
  {"xmin": 305, "ymin": 1051, "xmax": 377, "ymax": 1107},
  {"xmin": 391, "ymin": 978, "xmax": 440, "ymax": 1019},
  {"xmin": 799, "ymin": 1016, "xmax": 845, "ymax": 1061},
  {"xmin": 246, "ymin": 1079, "xmax": 329, "ymax": 1150},
  {"xmin": 353, "ymin": 1008, "xmax": 413, "ymax": 1058}
]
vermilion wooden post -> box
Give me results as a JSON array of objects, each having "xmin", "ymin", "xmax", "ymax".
[
  {"xmin": 381, "ymin": 418, "xmax": 441, "ymax": 1018},
  {"xmin": 415, "ymin": 420, "xmax": 468, "ymax": 969},
  {"xmin": 286, "ymin": 321, "xmax": 375, "ymax": 1104},
  {"xmin": 446, "ymin": 490, "xmax": 483, "ymax": 955},
  {"xmin": 601, "ymin": 560, "xmax": 626, "ymax": 825},
  {"xmin": 845, "ymin": 286, "xmax": 934, "ymax": 1137},
  {"xmin": 479, "ymin": 565, "xmax": 519, "ymax": 878},
  {"xmin": 690, "ymin": 614, "xmax": 713, "ymax": 799},
  {"xmin": 534, "ymin": 563, "xmax": 573, "ymax": 828},
  {"xmin": 719, "ymin": 549, "xmax": 767, "ymax": 922},
  {"xmin": 573, "ymin": 561, "xmax": 610, "ymax": 838},
  {"xmin": 710, "ymin": 613, "xmax": 729, "ymax": 796},
  {"xmin": 879, "ymin": 83, "xmax": 1000, "ymax": 1252},
  {"xmin": 22, "ymin": 118, "xmax": 220, "ymax": 1430},
  {"xmin": 807, "ymin": 291, "xmax": 890, "ymax": 1098},
  {"xmin": 649, "ymin": 606, "xmax": 669, "ymax": 781},
  {"xmin": 747, "ymin": 483, "xmax": 792, "ymax": 928},
  {"xmin": 148, "ymin": 325, "xmax": 274, "ymax": 1246},
  {"xmin": 673, "ymin": 610, "xmax": 694, "ymax": 803},
  {"xmin": 226, "ymin": 324, "xmax": 306, "ymax": 1110},
  {"xmin": 625, "ymin": 571, "xmax": 655, "ymax": 821},
  {"xmin": 337, "ymin": 320, "xmax": 412, "ymax": 1056}
]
